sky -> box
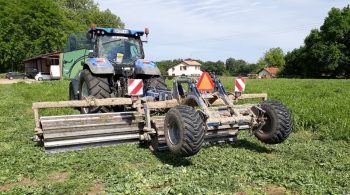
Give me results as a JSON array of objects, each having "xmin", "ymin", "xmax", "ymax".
[{"xmin": 95, "ymin": 0, "xmax": 349, "ymax": 63}]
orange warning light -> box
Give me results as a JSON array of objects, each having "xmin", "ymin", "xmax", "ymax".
[{"xmin": 197, "ymin": 72, "xmax": 214, "ymax": 92}]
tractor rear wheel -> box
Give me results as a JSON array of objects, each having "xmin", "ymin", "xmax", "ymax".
[
  {"xmin": 254, "ymin": 100, "xmax": 292, "ymax": 144},
  {"xmin": 164, "ymin": 105, "xmax": 205, "ymax": 156},
  {"xmin": 144, "ymin": 77, "xmax": 167, "ymax": 91},
  {"xmin": 68, "ymin": 82, "xmax": 75, "ymax": 101},
  {"xmin": 79, "ymin": 69, "xmax": 111, "ymax": 114}
]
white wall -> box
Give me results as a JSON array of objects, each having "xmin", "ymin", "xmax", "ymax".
[
  {"xmin": 258, "ymin": 70, "xmax": 273, "ymax": 78},
  {"xmin": 167, "ymin": 63, "xmax": 202, "ymax": 76}
]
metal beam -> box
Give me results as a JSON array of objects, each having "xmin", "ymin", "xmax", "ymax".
[{"xmin": 32, "ymin": 98, "xmax": 134, "ymax": 133}]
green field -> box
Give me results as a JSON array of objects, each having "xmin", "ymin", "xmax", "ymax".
[{"xmin": 0, "ymin": 78, "xmax": 349, "ymax": 194}]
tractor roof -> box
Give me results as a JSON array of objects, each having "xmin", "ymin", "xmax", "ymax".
[{"xmin": 88, "ymin": 27, "xmax": 145, "ymax": 37}]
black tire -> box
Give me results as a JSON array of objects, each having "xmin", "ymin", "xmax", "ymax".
[
  {"xmin": 254, "ymin": 100, "xmax": 292, "ymax": 144},
  {"xmin": 69, "ymin": 82, "xmax": 75, "ymax": 100},
  {"xmin": 164, "ymin": 105, "xmax": 205, "ymax": 156},
  {"xmin": 79, "ymin": 69, "xmax": 111, "ymax": 114},
  {"xmin": 144, "ymin": 77, "xmax": 167, "ymax": 91}
]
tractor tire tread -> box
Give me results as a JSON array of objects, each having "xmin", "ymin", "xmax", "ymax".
[
  {"xmin": 254, "ymin": 100, "xmax": 292, "ymax": 144},
  {"xmin": 164, "ymin": 105, "xmax": 205, "ymax": 156},
  {"xmin": 145, "ymin": 77, "xmax": 168, "ymax": 91},
  {"xmin": 80, "ymin": 69, "xmax": 111, "ymax": 113}
]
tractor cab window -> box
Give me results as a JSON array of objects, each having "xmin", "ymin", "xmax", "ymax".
[
  {"xmin": 64, "ymin": 32, "xmax": 93, "ymax": 52},
  {"xmin": 99, "ymin": 36, "xmax": 143, "ymax": 64}
]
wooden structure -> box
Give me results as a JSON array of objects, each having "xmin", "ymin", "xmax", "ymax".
[{"xmin": 23, "ymin": 52, "xmax": 62, "ymax": 79}]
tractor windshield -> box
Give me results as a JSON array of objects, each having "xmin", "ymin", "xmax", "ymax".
[{"xmin": 99, "ymin": 36, "xmax": 143, "ymax": 64}]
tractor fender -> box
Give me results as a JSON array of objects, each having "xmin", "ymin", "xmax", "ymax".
[
  {"xmin": 134, "ymin": 59, "xmax": 161, "ymax": 76},
  {"xmin": 181, "ymin": 94, "xmax": 202, "ymax": 107},
  {"xmin": 84, "ymin": 58, "xmax": 115, "ymax": 74},
  {"xmin": 69, "ymin": 78, "xmax": 80, "ymax": 100}
]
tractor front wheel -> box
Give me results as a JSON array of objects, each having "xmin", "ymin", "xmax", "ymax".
[
  {"xmin": 254, "ymin": 100, "xmax": 292, "ymax": 144},
  {"xmin": 164, "ymin": 105, "xmax": 205, "ymax": 156}
]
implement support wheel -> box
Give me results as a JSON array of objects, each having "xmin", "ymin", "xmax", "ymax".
[
  {"xmin": 255, "ymin": 100, "xmax": 292, "ymax": 144},
  {"xmin": 164, "ymin": 105, "xmax": 205, "ymax": 156}
]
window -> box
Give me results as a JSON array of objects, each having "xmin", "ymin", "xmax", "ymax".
[
  {"xmin": 99, "ymin": 36, "xmax": 142, "ymax": 64},
  {"xmin": 172, "ymin": 68, "xmax": 175, "ymax": 71},
  {"xmin": 180, "ymin": 66, "xmax": 187, "ymax": 71}
]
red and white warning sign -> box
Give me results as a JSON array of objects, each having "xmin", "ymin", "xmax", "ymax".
[
  {"xmin": 128, "ymin": 79, "xmax": 143, "ymax": 96},
  {"xmin": 234, "ymin": 78, "xmax": 246, "ymax": 92}
]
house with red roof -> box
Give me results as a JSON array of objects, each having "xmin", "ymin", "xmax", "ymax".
[{"xmin": 258, "ymin": 67, "xmax": 280, "ymax": 78}]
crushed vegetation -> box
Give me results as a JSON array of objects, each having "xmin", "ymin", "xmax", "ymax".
[{"xmin": 0, "ymin": 78, "xmax": 349, "ymax": 194}]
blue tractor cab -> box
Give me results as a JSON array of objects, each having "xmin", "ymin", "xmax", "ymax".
[
  {"xmin": 69, "ymin": 26, "xmax": 170, "ymax": 114},
  {"xmin": 84, "ymin": 26, "xmax": 160, "ymax": 76}
]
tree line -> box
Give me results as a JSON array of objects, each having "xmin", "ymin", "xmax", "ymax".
[
  {"xmin": 156, "ymin": 47, "xmax": 285, "ymax": 76},
  {"xmin": 0, "ymin": 1, "xmax": 348, "ymax": 78},
  {"xmin": 0, "ymin": 0, "xmax": 123, "ymax": 72},
  {"xmin": 283, "ymin": 6, "xmax": 350, "ymax": 78}
]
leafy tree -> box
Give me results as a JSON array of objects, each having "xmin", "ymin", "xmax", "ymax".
[
  {"xmin": 226, "ymin": 58, "xmax": 247, "ymax": 75},
  {"xmin": 0, "ymin": 0, "xmax": 68, "ymax": 72},
  {"xmin": 283, "ymin": 47, "xmax": 306, "ymax": 76},
  {"xmin": 257, "ymin": 47, "xmax": 285, "ymax": 69},
  {"xmin": 225, "ymin": 58, "xmax": 257, "ymax": 75},
  {"xmin": 283, "ymin": 5, "xmax": 350, "ymax": 77},
  {"xmin": 200, "ymin": 60, "xmax": 225, "ymax": 75},
  {"xmin": 0, "ymin": 0, "xmax": 124, "ymax": 72},
  {"xmin": 56, "ymin": 0, "xmax": 124, "ymax": 31}
]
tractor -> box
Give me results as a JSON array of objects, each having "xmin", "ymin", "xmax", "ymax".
[
  {"xmin": 68, "ymin": 26, "xmax": 171, "ymax": 114},
  {"xmin": 31, "ymin": 26, "xmax": 293, "ymax": 156}
]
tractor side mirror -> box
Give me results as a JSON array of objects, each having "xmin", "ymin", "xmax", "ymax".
[
  {"xmin": 142, "ymin": 27, "xmax": 149, "ymax": 43},
  {"xmin": 86, "ymin": 32, "xmax": 96, "ymax": 43},
  {"xmin": 145, "ymin": 28, "xmax": 149, "ymax": 36}
]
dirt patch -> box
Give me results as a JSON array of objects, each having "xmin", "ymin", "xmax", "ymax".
[
  {"xmin": 46, "ymin": 172, "xmax": 69, "ymax": 182},
  {"xmin": 265, "ymin": 185, "xmax": 287, "ymax": 195},
  {"xmin": 0, "ymin": 178, "xmax": 38, "ymax": 191},
  {"xmin": 127, "ymin": 162, "xmax": 152, "ymax": 170},
  {"xmin": 266, "ymin": 153, "xmax": 277, "ymax": 160},
  {"xmin": 0, "ymin": 79, "xmax": 36, "ymax": 84},
  {"xmin": 87, "ymin": 182, "xmax": 105, "ymax": 195}
]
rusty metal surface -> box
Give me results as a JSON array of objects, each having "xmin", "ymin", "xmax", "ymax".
[
  {"xmin": 32, "ymin": 97, "xmax": 134, "ymax": 133},
  {"xmin": 32, "ymin": 93, "xmax": 265, "ymax": 153},
  {"xmin": 228, "ymin": 93, "xmax": 268, "ymax": 101},
  {"xmin": 33, "ymin": 97, "xmax": 133, "ymax": 109},
  {"xmin": 143, "ymin": 99, "xmax": 178, "ymax": 109}
]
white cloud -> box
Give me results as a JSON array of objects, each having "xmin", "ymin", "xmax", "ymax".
[{"xmin": 95, "ymin": 0, "xmax": 349, "ymax": 63}]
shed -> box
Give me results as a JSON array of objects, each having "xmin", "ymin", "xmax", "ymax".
[
  {"xmin": 258, "ymin": 67, "xmax": 279, "ymax": 78},
  {"xmin": 23, "ymin": 52, "xmax": 62, "ymax": 79}
]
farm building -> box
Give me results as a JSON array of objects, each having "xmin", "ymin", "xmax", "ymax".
[
  {"xmin": 258, "ymin": 67, "xmax": 279, "ymax": 78},
  {"xmin": 167, "ymin": 60, "xmax": 202, "ymax": 76},
  {"xmin": 24, "ymin": 49, "xmax": 88, "ymax": 80},
  {"xmin": 23, "ymin": 52, "xmax": 62, "ymax": 79}
]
